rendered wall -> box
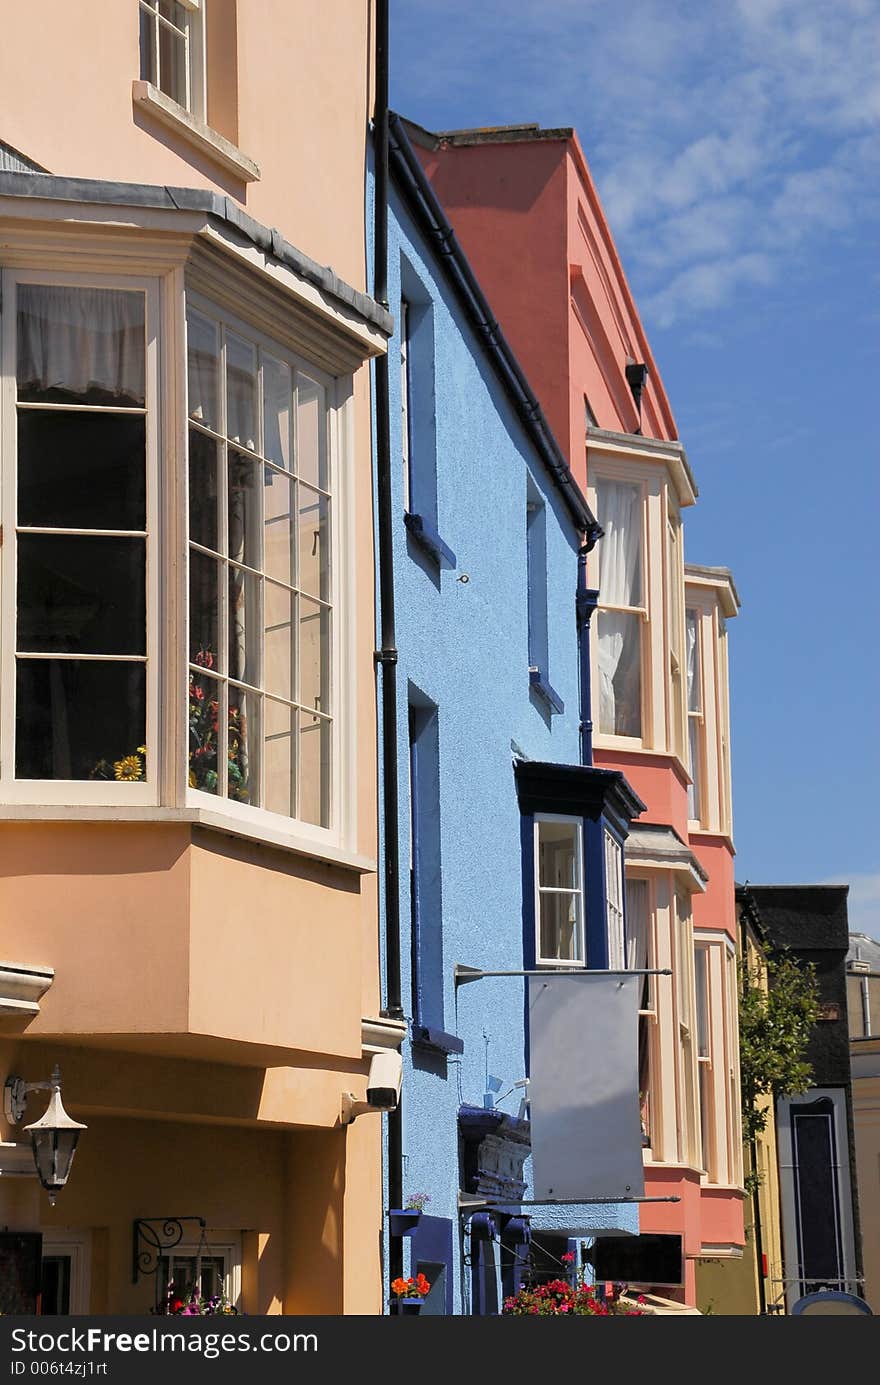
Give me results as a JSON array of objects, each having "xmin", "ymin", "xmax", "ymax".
[
  {"xmin": 384, "ymin": 181, "xmax": 639, "ymax": 1312},
  {"xmin": 0, "ymin": 0, "xmax": 372, "ymax": 289}
]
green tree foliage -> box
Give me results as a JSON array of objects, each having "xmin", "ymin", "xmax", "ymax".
[{"xmin": 739, "ymin": 951, "xmax": 820, "ymax": 1145}]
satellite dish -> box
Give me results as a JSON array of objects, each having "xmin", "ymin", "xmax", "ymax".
[{"xmin": 791, "ymin": 1290, "xmax": 872, "ymax": 1315}]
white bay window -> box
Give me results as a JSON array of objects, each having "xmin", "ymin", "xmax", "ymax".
[
  {"xmin": 1, "ymin": 263, "xmax": 347, "ymax": 847},
  {"xmin": 587, "ymin": 434, "xmax": 698, "ymax": 757},
  {"xmin": 594, "ymin": 477, "xmax": 643, "ymax": 738},
  {"xmin": 186, "ymin": 303, "xmax": 334, "ymax": 827},
  {"xmin": 2, "ymin": 273, "xmax": 159, "ymax": 803}
]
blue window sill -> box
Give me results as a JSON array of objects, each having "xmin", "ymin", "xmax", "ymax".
[
  {"xmin": 412, "ymin": 1023, "xmax": 465, "ymax": 1055},
  {"xmin": 404, "ymin": 512, "xmax": 457, "ymax": 570},
  {"xmin": 529, "ymin": 667, "xmax": 564, "ymax": 715}
]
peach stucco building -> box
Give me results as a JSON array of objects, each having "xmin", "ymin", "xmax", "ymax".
[
  {"xmin": 410, "ymin": 120, "xmax": 745, "ymax": 1306},
  {"xmin": 0, "ymin": 3, "xmax": 393, "ymax": 1314}
]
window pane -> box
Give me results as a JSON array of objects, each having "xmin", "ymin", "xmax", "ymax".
[
  {"xmin": 298, "ymin": 597, "xmax": 329, "ymax": 715},
  {"xmin": 228, "ymin": 448, "xmax": 261, "ymax": 569},
  {"xmin": 189, "ymin": 670, "xmax": 221, "ymax": 794},
  {"xmin": 18, "ymin": 285, "xmax": 145, "ymax": 406},
  {"xmin": 18, "ymin": 535, "xmax": 145, "ymax": 655},
  {"xmin": 226, "ymin": 333, "xmax": 257, "ymax": 450},
  {"xmin": 16, "ymin": 659, "xmax": 145, "ymax": 780},
  {"xmin": 188, "ymin": 426, "xmax": 219, "ymax": 552},
  {"xmin": 187, "ymin": 310, "xmax": 219, "ymax": 430},
  {"xmin": 264, "ymin": 699, "xmax": 295, "ymax": 819},
  {"xmin": 539, "ymin": 892, "xmax": 581, "ymax": 962},
  {"xmin": 595, "ymin": 479, "xmax": 641, "ymax": 606},
  {"xmin": 263, "ymin": 355, "xmax": 292, "ymax": 470},
  {"xmin": 17, "ymin": 410, "xmax": 146, "ymax": 531},
  {"xmin": 228, "ymin": 684, "xmax": 258, "ymax": 805},
  {"xmin": 263, "ymin": 581, "xmax": 295, "ymax": 702},
  {"xmin": 263, "ymin": 469, "xmax": 294, "ymax": 587},
  {"xmin": 299, "ymin": 712, "xmax": 330, "ymax": 827},
  {"xmin": 297, "ymin": 486, "xmax": 329, "ymax": 601},
  {"xmin": 688, "ymin": 715, "xmax": 702, "ymax": 821},
  {"xmin": 157, "ymin": 15, "xmax": 187, "ymax": 106},
  {"xmin": 695, "ymin": 949, "xmax": 710, "ymax": 1057},
  {"xmin": 597, "ymin": 609, "xmax": 641, "ymax": 737},
  {"xmin": 686, "ymin": 610, "xmax": 701, "ymax": 712},
  {"xmin": 296, "ymin": 375, "xmax": 328, "ymax": 489},
  {"xmin": 189, "ymin": 550, "xmax": 219, "ymax": 668},
  {"xmin": 139, "ymin": 6, "xmax": 157, "ymax": 83},
  {"xmin": 538, "ymin": 820, "xmax": 578, "ymax": 889},
  {"xmin": 228, "ymin": 567, "xmax": 260, "ymax": 687}
]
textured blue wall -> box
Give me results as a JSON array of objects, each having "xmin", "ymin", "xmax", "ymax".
[{"xmin": 376, "ymin": 178, "xmax": 638, "ymax": 1314}]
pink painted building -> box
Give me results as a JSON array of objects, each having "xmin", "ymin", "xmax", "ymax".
[{"xmin": 409, "ymin": 120, "xmax": 744, "ymax": 1308}]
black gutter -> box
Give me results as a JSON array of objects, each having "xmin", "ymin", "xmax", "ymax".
[
  {"xmin": 373, "ymin": 0, "xmax": 405, "ymax": 1294},
  {"xmin": 388, "ymin": 110, "xmax": 602, "ymax": 550}
]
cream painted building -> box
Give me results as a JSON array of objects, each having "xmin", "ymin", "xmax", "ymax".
[
  {"xmin": 0, "ymin": 2, "xmax": 392, "ymax": 1314},
  {"xmin": 847, "ymin": 933, "xmax": 880, "ymax": 1313}
]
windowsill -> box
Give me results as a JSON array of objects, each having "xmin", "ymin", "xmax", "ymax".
[
  {"xmin": 529, "ymin": 667, "xmax": 565, "ymax": 715},
  {"xmin": 403, "ymin": 511, "xmax": 456, "ymax": 569},
  {"xmin": 132, "ymin": 81, "xmax": 261, "ymax": 183},
  {"xmin": 411, "ymin": 1023, "xmax": 465, "ymax": 1055},
  {"xmin": 0, "ymin": 802, "xmax": 375, "ymax": 874}
]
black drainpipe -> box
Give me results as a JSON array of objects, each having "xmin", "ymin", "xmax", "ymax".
[
  {"xmin": 576, "ymin": 547, "xmax": 598, "ymax": 768},
  {"xmin": 373, "ymin": 0, "xmax": 405, "ymax": 1292}
]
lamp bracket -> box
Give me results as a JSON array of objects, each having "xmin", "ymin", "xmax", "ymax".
[
  {"xmin": 132, "ymin": 1217, "xmax": 207, "ymax": 1287},
  {"xmin": 4, "ymin": 1068, "xmax": 58, "ymax": 1125}
]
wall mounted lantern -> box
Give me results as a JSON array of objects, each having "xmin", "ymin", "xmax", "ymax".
[{"xmin": 3, "ymin": 1065, "xmax": 87, "ymax": 1205}]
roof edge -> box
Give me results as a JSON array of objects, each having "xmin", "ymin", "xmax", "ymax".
[
  {"xmin": 390, "ymin": 111, "xmax": 600, "ymax": 542},
  {"xmin": 0, "ymin": 169, "xmax": 393, "ymax": 337}
]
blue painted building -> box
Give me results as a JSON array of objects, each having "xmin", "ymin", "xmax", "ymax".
[{"xmin": 369, "ymin": 114, "xmax": 646, "ymax": 1315}]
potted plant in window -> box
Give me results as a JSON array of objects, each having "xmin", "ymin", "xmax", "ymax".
[
  {"xmin": 389, "ymin": 1272, "xmax": 431, "ymax": 1315},
  {"xmin": 388, "ymin": 1192, "xmax": 430, "ymax": 1237}
]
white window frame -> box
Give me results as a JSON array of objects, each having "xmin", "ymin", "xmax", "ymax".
[
  {"xmin": 588, "ymin": 456, "xmax": 686, "ymax": 758},
  {"xmin": 674, "ymin": 889, "xmax": 699, "ymax": 1169},
  {"xmin": 626, "ymin": 873, "xmax": 657, "ymax": 1155},
  {"xmin": 41, "ymin": 1229, "xmax": 92, "ymax": 1315},
  {"xmin": 534, "ymin": 813, "xmax": 586, "ymax": 967},
  {"xmin": 183, "ymin": 291, "xmax": 345, "ymax": 844},
  {"xmin": 604, "ymin": 828, "xmax": 625, "ymax": 970},
  {"xmin": 139, "ymin": 0, "xmax": 206, "ymax": 120},
  {"xmin": 694, "ymin": 930, "xmax": 743, "ymax": 1187},
  {"xmin": 157, "ymin": 1234, "xmax": 242, "ymax": 1309},
  {"xmin": 684, "ymin": 589, "xmax": 733, "ymax": 836},
  {"xmin": 0, "ymin": 252, "xmax": 355, "ymax": 857},
  {"xmin": 0, "ymin": 268, "xmax": 160, "ymax": 807}
]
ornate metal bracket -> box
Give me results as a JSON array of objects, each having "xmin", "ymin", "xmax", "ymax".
[{"xmin": 132, "ymin": 1217, "xmax": 207, "ymax": 1290}]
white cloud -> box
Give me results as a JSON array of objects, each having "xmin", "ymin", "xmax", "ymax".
[{"xmin": 392, "ymin": 0, "xmax": 880, "ymax": 328}]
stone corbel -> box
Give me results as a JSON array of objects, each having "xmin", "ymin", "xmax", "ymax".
[{"xmin": 0, "ymin": 962, "xmax": 54, "ymax": 1017}]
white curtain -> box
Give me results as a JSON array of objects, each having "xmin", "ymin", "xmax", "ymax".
[
  {"xmin": 226, "ymin": 332, "xmax": 257, "ymax": 451},
  {"xmin": 596, "ymin": 480, "xmax": 642, "ymax": 735},
  {"xmin": 686, "ymin": 610, "xmax": 699, "ymax": 712},
  {"xmin": 187, "ymin": 309, "xmax": 219, "ymax": 430},
  {"xmin": 17, "ymin": 285, "xmax": 145, "ymax": 402}
]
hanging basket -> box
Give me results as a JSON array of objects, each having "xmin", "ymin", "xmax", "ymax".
[
  {"xmin": 390, "ymin": 1296, "xmax": 425, "ymax": 1315},
  {"xmin": 388, "ymin": 1208, "xmax": 422, "ymax": 1237}
]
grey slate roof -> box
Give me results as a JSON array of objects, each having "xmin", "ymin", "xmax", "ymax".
[{"xmin": 0, "ymin": 169, "xmax": 393, "ymax": 338}]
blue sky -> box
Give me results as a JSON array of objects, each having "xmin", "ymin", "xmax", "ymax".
[{"xmin": 390, "ymin": 0, "xmax": 880, "ymax": 936}]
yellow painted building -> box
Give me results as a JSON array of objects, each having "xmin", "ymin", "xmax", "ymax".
[{"xmin": 695, "ymin": 893, "xmax": 786, "ymax": 1314}]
